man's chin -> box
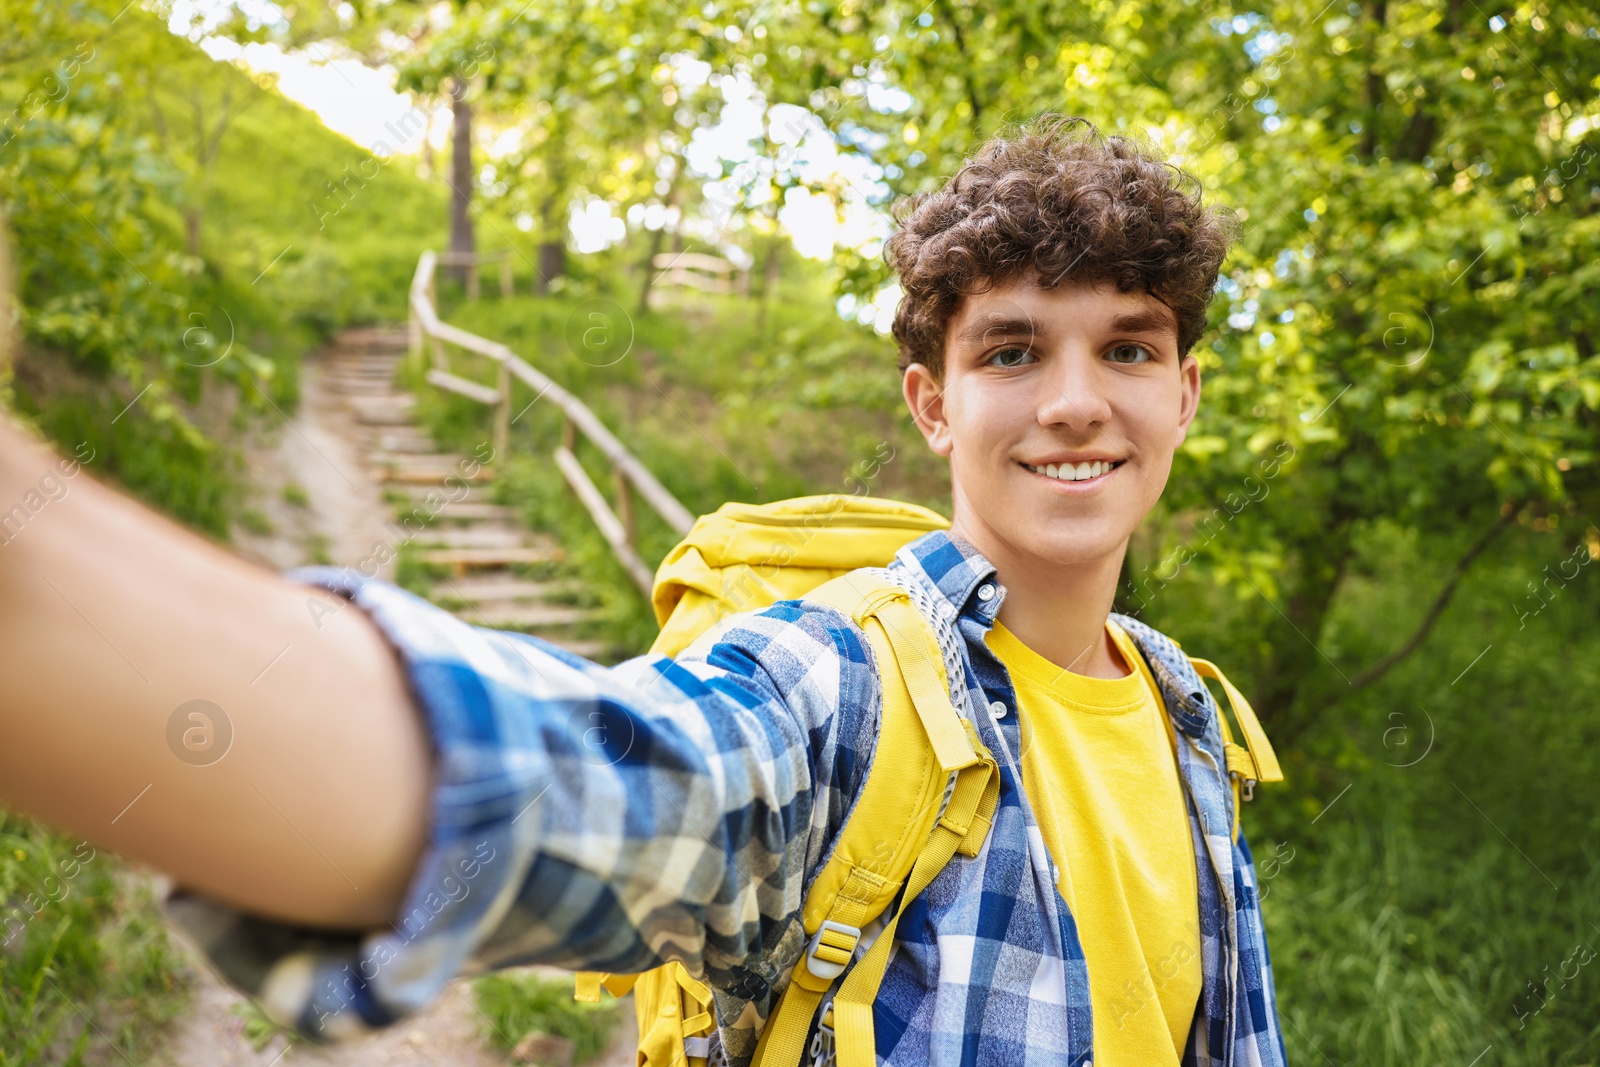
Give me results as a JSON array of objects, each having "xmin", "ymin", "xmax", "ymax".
[{"xmin": 1018, "ymin": 532, "xmax": 1126, "ymax": 570}]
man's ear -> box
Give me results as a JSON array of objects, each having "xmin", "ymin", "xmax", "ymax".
[
  {"xmin": 903, "ymin": 362, "xmax": 953, "ymax": 458},
  {"xmin": 1173, "ymin": 353, "xmax": 1202, "ymax": 449}
]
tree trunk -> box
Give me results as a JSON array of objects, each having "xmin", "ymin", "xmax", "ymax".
[
  {"xmin": 185, "ymin": 208, "xmax": 201, "ymax": 257},
  {"xmin": 448, "ymin": 76, "xmax": 475, "ymax": 283},
  {"xmin": 1250, "ymin": 523, "xmax": 1356, "ymax": 740},
  {"xmin": 637, "ymin": 224, "xmax": 668, "ymax": 315},
  {"xmin": 755, "ymin": 226, "xmax": 784, "ymax": 334},
  {"xmin": 1359, "ymin": 0, "xmax": 1389, "ymax": 160},
  {"xmin": 537, "ymin": 239, "xmax": 566, "ymax": 294},
  {"xmin": 535, "ymin": 154, "xmax": 567, "ymax": 294}
]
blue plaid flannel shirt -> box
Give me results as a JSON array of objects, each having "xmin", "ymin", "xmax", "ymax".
[{"xmin": 165, "ymin": 529, "xmax": 1288, "ymax": 1066}]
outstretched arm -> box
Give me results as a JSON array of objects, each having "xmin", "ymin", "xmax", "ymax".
[
  {"xmin": 0, "ymin": 413, "xmax": 881, "ymax": 1044},
  {"xmin": 0, "ymin": 414, "xmax": 432, "ymax": 929}
]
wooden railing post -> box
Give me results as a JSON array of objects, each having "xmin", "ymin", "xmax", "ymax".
[
  {"xmin": 493, "ymin": 360, "xmax": 511, "ymax": 461},
  {"xmin": 614, "ymin": 468, "xmax": 635, "ymax": 544},
  {"xmin": 410, "ymin": 247, "xmax": 695, "ymax": 599},
  {"xmin": 467, "ymin": 261, "xmax": 480, "ymax": 301}
]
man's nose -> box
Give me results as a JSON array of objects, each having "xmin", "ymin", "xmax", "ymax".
[{"xmin": 1036, "ymin": 348, "xmax": 1112, "ymax": 431}]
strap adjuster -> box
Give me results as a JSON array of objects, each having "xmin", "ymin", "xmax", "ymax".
[{"xmin": 804, "ymin": 920, "xmax": 861, "ymax": 982}]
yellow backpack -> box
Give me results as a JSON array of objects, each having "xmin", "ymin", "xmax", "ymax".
[{"xmin": 574, "ymin": 495, "xmax": 1281, "ymax": 1067}]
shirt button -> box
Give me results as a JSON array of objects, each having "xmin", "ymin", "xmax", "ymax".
[
  {"xmin": 989, "ymin": 700, "xmax": 1008, "ymax": 720},
  {"xmin": 976, "ymin": 583, "xmax": 996, "ymax": 602}
]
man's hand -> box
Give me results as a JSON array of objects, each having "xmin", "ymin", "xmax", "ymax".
[{"xmin": 0, "ymin": 414, "xmax": 432, "ymax": 929}]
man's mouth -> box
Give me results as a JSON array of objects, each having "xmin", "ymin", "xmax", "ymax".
[{"xmin": 1020, "ymin": 459, "xmax": 1125, "ymax": 483}]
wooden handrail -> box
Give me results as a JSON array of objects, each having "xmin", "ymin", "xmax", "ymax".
[
  {"xmin": 408, "ymin": 249, "xmax": 695, "ymax": 596},
  {"xmin": 648, "ymin": 251, "xmax": 749, "ymax": 300},
  {"xmin": 433, "ymin": 248, "xmax": 515, "ymax": 299}
]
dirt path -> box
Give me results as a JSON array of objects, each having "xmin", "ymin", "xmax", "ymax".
[{"xmin": 152, "ymin": 329, "xmax": 635, "ymax": 1067}]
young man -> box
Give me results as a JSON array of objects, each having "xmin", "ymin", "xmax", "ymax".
[{"xmin": 0, "ymin": 113, "xmax": 1285, "ymax": 1064}]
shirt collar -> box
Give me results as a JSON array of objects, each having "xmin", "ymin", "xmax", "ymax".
[
  {"xmin": 889, "ymin": 528, "xmax": 1216, "ymax": 741},
  {"xmin": 891, "ymin": 528, "xmax": 1004, "ymax": 625}
]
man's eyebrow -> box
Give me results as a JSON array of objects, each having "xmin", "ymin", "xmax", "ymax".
[
  {"xmin": 1109, "ymin": 307, "xmax": 1178, "ymax": 335},
  {"xmin": 957, "ymin": 316, "xmax": 1047, "ymax": 347}
]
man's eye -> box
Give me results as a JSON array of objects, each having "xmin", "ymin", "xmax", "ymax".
[
  {"xmin": 987, "ymin": 347, "xmax": 1035, "ymax": 368},
  {"xmin": 1106, "ymin": 343, "xmax": 1154, "ymax": 364}
]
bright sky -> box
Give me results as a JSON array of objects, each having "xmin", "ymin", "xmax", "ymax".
[{"xmin": 176, "ymin": 3, "xmax": 904, "ymax": 331}]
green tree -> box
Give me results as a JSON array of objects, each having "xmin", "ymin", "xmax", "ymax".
[{"xmin": 762, "ymin": 0, "xmax": 1600, "ymax": 741}]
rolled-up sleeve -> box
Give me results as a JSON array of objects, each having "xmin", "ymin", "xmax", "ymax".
[{"xmin": 163, "ymin": 566, "xmax": 880, "ymax": 1041}]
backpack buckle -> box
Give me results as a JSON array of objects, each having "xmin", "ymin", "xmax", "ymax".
[{"xmin": 803, "ymin": 920, "xmax": 861, "ymax": 982}]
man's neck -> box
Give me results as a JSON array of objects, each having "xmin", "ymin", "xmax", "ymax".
[{"xmin": 948, "ymin": 514, "xmax": 1129, "ymax": 680}]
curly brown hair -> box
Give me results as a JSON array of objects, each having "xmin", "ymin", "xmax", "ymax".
[{"xmin": 884, "ymin": 113, "xmax": 1239, "ymax": 377}]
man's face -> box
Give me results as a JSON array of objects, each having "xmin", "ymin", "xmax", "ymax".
[{"xmin": 903, "ymin": 276, "xmax": 1200, "ymax": 571}]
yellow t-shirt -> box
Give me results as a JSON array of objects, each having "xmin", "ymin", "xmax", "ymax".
[{"xmin": 987, "ymin": 619, "xmax": 1202, "ymax": 1065}]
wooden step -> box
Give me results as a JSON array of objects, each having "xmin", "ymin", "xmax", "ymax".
[
  {"xmin": 411, "ymin": 526, "xmax": 526, "ymax": 549},
  {"xmin": 391, "ymin": 501, "xmax": 511, "ymax": 522},
  {"xmin": 331, "ymin": 389, "xmax": 401, "ymax": 403},
  {"xmin": 377, "ymin": 463, "xmax": 494, "ymax": 485},
  {"xmin": 427, "ymin": 502, "xmax": 514, "ymax": 521},
  {"xmin": 373, "ymin": 434, "xmax": 439, "ymax": 455},
  {"xmin": 463, "ymin": 603, "xmax": 600, "ymax": 630},
  {"xmin": 427, "ymin": 577, "xmax": 581, "ymax": 604},
  {"xmin": 325, "ymin": 363, "xmax": 401, "ymax": 377},
  {"xmin": 328, "ymin": 375, "xmax": 400, "ymax": 388},
  {"xmin": 413, "ymin": 546, "xmax": 562, "ymax": 570},
  {"xmin": 370, "ymin": 451, "xmax": 473, "ymax": 469},
  {"xmin": 336, "ymin": 327, "xmax": 410, "ymax": 348},
  {"xmin": 389, "ymin": 502, "xmax": 506, "ymax": 526},
  {"xmin": 327, "ymin": 356, "xmax": 401, "ymax": 369},
  {"xmin": 350, "ymin": 394, "xmax": 416, "ymax": 413},
  {"xmin": 354, "ymin": 409, "xmax": 419, "ymax": 427},
  {"xmin": 326, "ymin": 375, "xmax": 398, "ymax": 390},
  {"xmin": 395, "ymin": 484, "xmax": 490, "ymax": 505}
]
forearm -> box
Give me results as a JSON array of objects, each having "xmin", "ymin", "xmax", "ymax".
[{"xmin": 0, "ymin": 416, "xmax": 431, "ymax": 929}]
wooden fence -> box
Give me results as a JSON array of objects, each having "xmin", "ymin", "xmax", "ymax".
[
  {"xmin": 648, "ymin": 251, "xmax": 749, "ymax": 302},
  {"xmin": 408, "ymin": 249, "xmax": 695, "ymax": 594}
]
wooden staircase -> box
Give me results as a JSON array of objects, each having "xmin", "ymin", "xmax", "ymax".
[{"xmin": 326, "ymin": 326, "xmax": 608, "ymax": 660}]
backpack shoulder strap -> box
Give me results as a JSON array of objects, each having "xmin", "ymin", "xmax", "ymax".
[
  {"xmin": 1188, "ymin": 656, "xmax": 1283, "ymax": 840},
  {"xmin": 752, "ymin": 572, "xmax": 999, "ymax": 1067}
]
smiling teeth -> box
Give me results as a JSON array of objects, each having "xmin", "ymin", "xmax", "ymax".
[{"xmin": 1026, "ymin": 461, "xmax": 1116, "ymax": 482}]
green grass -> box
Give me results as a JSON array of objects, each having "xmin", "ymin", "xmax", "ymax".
[
  {"xmin": 473, "ymin": 972, "xmax": 622, "ymax": 1062},
  {"xmin": 0, "ymin": 816, "xmax": 191, "ymax": 1066},
  {"xmin": 1201, "ymin": 523, "xmax": 1600, "ymax": 1065}
]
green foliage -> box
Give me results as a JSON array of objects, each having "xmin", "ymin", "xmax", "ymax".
[
  {"xmin": 1228, "ymin": 519, "xmax": 1600, "ymax": 1064},
  {"xmin": 0, "ymin": 815, "xmax": 190, "ymax": 1066},
  {"xmin": 473, "ymin": 971, "xmax": 622, "ymax": 1062},
  {"xmin": 1, "ymin": 2, "xmax": 443, "ymax": 1055},
  {"xmin": 241, "ymin": 0, "xmax": 1600, "ymax": 734},
  {"xmin": 0, "ymin": 0, "xmax": 442, "ymax": 533}
]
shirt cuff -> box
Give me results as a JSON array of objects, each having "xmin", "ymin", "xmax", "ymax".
[{"xmin": 162, "ymin": 566, "xmax": 548, "ymax": 1041}]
